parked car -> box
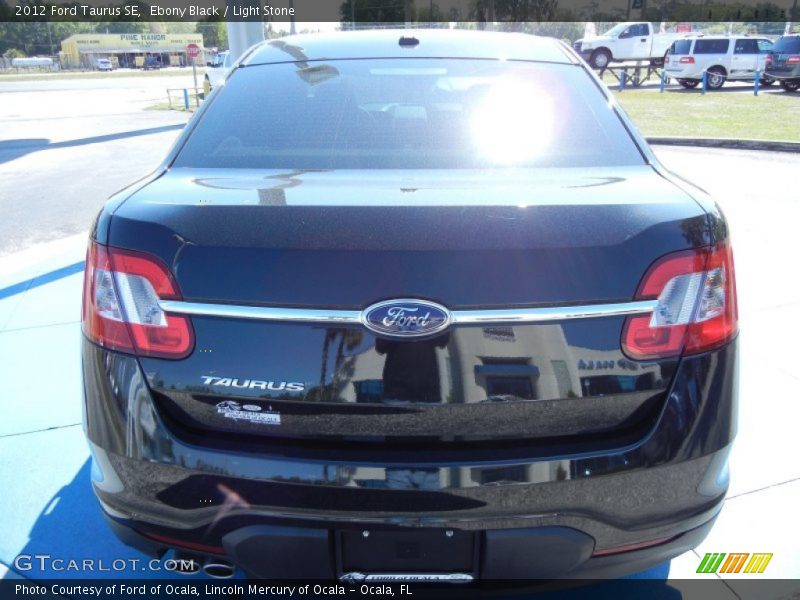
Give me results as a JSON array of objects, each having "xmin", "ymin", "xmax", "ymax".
[
  {"xmin": 95, "ymin": 58, "xmax": 113, "ymax": 72},
  {"xmin": 765, "ymin": 33, "xmax": 800, "ymax": 92},
  {"xmin": 574, "ymin": 22, "xmax": 688, "ymax": 69},
  {"xmin": 143, "ymin": 55, "xmax": 162, "ymax": 70},
  {"xmin": 82, "ymin": 30, "xmax": 738, "ymax": 582},
  {"xmin": 205, "ymin": 50, "xmax": 233, "ymax": 88},
  {"xmin": 664, "ymin": 36, "xmax": 775, "ymax": 89}
]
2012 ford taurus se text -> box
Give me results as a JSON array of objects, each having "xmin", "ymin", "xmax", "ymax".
[{"xmin": 82, "ymin": 30, "xmax": 738, "ymax": 582}]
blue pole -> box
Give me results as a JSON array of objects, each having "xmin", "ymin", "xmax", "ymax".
[
  {"xmin": 183, "ymin": 88, "xmax": 190, "ymax": 110},
  {"xmin": 754, "ymin": 69, "xmax": 761, "ymax": 96},
  {"xmin": 702, "ymin": 71, "xmax": 707, "ymax": 95},
  {"xmin": 660, "ymin": 68, "xmax": 666, "ymax": 93},
  {"xmin": 620, "ymin": 68, "xmax": 626, "ymax": 92}
]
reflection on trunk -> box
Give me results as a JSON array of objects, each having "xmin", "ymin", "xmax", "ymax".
[
  {"xmin": 317, "ymin": 328, "xmax": 364, "ymax": 402},
  {"xmin": 375, "ymin": 334, "xmax": 449, "ymax": 403},
  {"xmin": 328, "ymin": 322, "xmax": 667, "ymax": 406},
  {"xmin": 145, "ymin": 318, "xmax": 676, "ymax": 443}
]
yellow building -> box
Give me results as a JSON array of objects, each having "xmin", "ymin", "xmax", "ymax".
[{"xmin": 60, "ymin": 33, "xmax": 205, "ymax": 69}]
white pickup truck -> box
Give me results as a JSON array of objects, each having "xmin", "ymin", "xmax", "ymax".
[
  {"xmin": 204, "ymin": 51, "xmax": 233, "ymax": 89},
  {"xmin": 574, "ymin": 22, "xmax": 689, "ymax": 69}
]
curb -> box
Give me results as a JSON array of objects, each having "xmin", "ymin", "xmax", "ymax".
[{"xmin": 646, "ymin": 137, "xmax": 800, "ymax": 153}]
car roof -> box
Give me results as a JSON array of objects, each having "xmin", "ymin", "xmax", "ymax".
[
  {"xmin": 242, "ymin": 29, "xmax": 575, "ymax": 66},
  {"xmin": 691, "ymin": 35, "xmax": 766, "ymax": 40}
]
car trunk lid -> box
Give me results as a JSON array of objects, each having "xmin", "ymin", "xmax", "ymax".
[{"xmin": 108, "ymin": 166, "xmax": 708, "ymax": 445}]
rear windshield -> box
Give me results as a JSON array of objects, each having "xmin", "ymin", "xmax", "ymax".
[
  {"xmin": 175, "ymin": 59, "xmax": 644, "ymax": 170},
  {"xmin": 669, "ymin": 40, "xmax": 692, "ymax": 55},
  {"xmin": 773, "ymin": 36, "xmax": 800, "ymax": 53},
  {"xmin": 693, "ymin": 39, "xmax": 730, "ymax": 54}
]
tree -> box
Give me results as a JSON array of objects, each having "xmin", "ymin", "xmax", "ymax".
[
  {"xmin": 165, "ymin": 22, "xmax": 197, "ymax": 34},
  {"xmin": 471, "ymin": 0, "xmax": 560, "ymax": 27},
  {"xmin": 415, "ymin": 1, "xmax": 446, "ymax": 23},
  {"xmin": 0, "ymin": 21, "xmax": 87, "ymax": 55},
  {"xmin": 527, "ymin": 21, "xmax": 585, "ymax": 42},
  {"xmin": 89, "ymin": 21, "xmax": 149, "ymax": 34},
  {"xmin": 196, "ymin": 21, "xmax": 228, "ymax": 50},
  {"xmin": 339, "ymin": 0, "xmax": 410, "ymax": 28}
]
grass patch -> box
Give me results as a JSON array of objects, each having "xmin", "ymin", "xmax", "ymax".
[
  {"xmin": 145, "ymin": 101, "xmax": 196, "ymax": 113},
  {"xmin": 613, "ymin": 88, "xmax": 800, "ymax": 142},
  {"xmin": 146, "ymin": 102, "xmax": 197, "ymax": 113},
  {"xmin": 146, "ymin": 91, "xmax": 202, "ymax": 112}
]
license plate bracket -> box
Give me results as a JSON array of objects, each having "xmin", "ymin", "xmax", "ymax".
[{"xmin": 337, "ymin": 529, "xmax": 478, "ymax": 576}]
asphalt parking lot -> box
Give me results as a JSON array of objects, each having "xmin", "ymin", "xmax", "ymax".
[
  {"xmin": 0, "ymin": 74, "xmax": 194, "ymax": 255},
  {"xmin": 1, "ymin": 76, "xmax": 799, "ymax": 597}
]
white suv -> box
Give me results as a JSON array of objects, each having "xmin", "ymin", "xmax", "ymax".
[
  {"xmin": 665, "ymin": 36, "xmax": 775, "ymax": 89},
  {"xmin": 95, "ymin": 58, "xmax": 113, "ymax": 72}
]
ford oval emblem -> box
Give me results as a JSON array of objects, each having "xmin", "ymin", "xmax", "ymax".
[{"xmin": 361, "ymin": 299, "xmax": 451, "ymax": 339}]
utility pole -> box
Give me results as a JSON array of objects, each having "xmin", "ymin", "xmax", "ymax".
[{"xmin": 225, "ymin": 0, "xmax": 265, "ymax": 61}]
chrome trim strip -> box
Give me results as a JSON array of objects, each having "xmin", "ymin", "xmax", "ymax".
[
  {"xmin": 158, "ymin": 300, "xmax": 362, "ymax": 324},
  {"xmin": 159, "ymin": 299, "xmax": 657, "ymax": 325},
  {"xmin": 451, "ymin": 300, "xmax": 658, "ymax": 324}
]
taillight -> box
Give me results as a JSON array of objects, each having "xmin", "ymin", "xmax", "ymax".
[
  {"xmin": 82, "ymin": 241, "xmax": 194, "ymax": 359},
  {"xmin": 622, "ymin": 243, "xmax": 737, "ymax": 360},
  {"xmin": 765, "ymin": 54, "xmax": 773, "ymax": 65},
  {"xmin": 787, "ymin": 55, "xmax": 800, "ymax": 64},
  {"xmin": 679, "ymin": 56, "xmax": 695, "ymax": 64}
]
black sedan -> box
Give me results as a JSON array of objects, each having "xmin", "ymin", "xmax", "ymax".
[{"xmin": 82, "ymin": 30, "xmax": 738, "ymax": 583}]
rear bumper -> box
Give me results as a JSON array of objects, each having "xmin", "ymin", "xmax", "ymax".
[
  {"xmin": 103, "ymin": 508, "xmax": 718, "ymax": 580},
  {"xmin": 664, "ymin": 67, "xmax": 698, "ymax": 79},
  {"xmin": 83, "ymin": 337, "xmax": 738, "ymax": 579},
  {"xmin": 765, "ymin": 67, "xmax": 800, "ymax": 80}
]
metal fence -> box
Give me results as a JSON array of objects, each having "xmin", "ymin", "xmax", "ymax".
[{"xmin": 166, "ymin": 87, "xmax": 204, "ymax": 110}]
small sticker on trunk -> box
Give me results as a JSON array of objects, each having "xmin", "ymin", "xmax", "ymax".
[{"xmin": 216, "ymin": 401, "xmax": 281, "ymax": 425}]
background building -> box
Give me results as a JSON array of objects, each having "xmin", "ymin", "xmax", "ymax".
[{"xmin": 60, "ymin": 33, "xmax": 204, "ymax": 69}]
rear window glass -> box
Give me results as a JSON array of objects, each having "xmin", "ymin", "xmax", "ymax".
[
  {"xmin": 175, "ymin": 59, "xmax": 644, "ymax": 170},
  {"xmin": 773, "ymin": 36, "xmax": 800, "ymax": 53},
  {"xmin": 669, "ymin": 40, "xmax": 692, "ymax": 55},
  {"xmin": 694, "ymin": 39, "xmax": 730, "ymax": 54}
]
